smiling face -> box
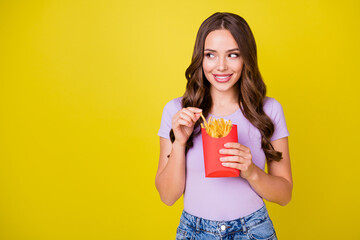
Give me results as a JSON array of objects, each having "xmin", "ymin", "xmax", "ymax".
[{"xmin": 202, "ymin": 29, "xmax": 244, "ymax": 95}]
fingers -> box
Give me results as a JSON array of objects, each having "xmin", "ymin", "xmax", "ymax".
[
  {"xmin": 182, "ymin": 107, "xmax": 203, "ymax": 123},
  {"xmin": 219, "ymin": 147, "xmax": 251, "ymax": 159},
  {"xmin": 172, "ymin": 107, "xmax": 203, "ymax": 130},
  {"xmin": 219, "ymin": 155, "xmax": 241, "ymax": 162},
  {"xmin": 179, "ymin": 111, "xmax": 193, "ymax": 124},
  {"xmin": 172, "ymin": 113, "xmax": 190, "ymax": 128},
  {"xmin": 221, "ymin": 162, "xmax": 250, "ymax": 172},
  {"xmin": 174, "ymin": 113, "xmax": 194, "ymax": 128},
  {"xmin": 224, "ymin": 142, "xmax": 251, "ymax": 153},
  {"xmin": 220, "ymin": 148, "xmax": 242, "ymax": 156},
  {"xmin": 219, "ymin": 142, "xmax": 255, "ymax": 179},
  {"xmin": 186, "ymin": 107, "xmax": 202, "ymax": 113},
  {"xmin": 174, "ymin": 107, "xmax": 202, "ymax": 126},
  {"xmin": 178, "ymin": 118, "xmax": 192, "ymax": 128},
  {"xmin": 221, "ymin": 162, "xmax": 242, "ymax": 169},
  {"xmin": 181, "ymin": 108, "xmax": 198, "ymax": 123}
]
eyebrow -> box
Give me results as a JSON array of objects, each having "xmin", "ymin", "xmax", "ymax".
[{"xmin": 204, "ymin": 48, "xmax": 240, "ymax": 52}]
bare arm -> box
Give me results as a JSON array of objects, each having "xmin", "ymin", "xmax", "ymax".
[
  {"xmin": 155, "ymin": 138, "xmax": 186, "ymax": 206},
  {"xmin": 246, "ymin": 137, "xmax": 293, "ymax": 206},
  {"xmin": 221, "ymin": 136, "xmax": 292, "ymax": 206},
  {"xmin": 155, "ymin": 107, "xmax": 202, "ymax": 206}
]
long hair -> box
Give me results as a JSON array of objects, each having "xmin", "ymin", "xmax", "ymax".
[{"xmin": 169, "ymin": 12, "xmax": 283, "ymax": 162}]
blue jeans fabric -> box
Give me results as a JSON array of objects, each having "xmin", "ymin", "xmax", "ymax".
[{"xmin": 176, "ymin": 205, "xmax": 277, "ymax": 240}]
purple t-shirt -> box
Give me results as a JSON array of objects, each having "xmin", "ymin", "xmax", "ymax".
[{"xmin": 158, "ymin": 96, "xmax": 289, "ymax": 221}]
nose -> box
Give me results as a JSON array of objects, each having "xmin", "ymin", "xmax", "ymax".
[{"xmin": 217, "ymin": 56, "xmax": 227, "ymax": 71}]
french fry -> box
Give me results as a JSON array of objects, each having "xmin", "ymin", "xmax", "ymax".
[{"xmin": 200, "ymin": 112, "xmax": 232, "ymax": 138}]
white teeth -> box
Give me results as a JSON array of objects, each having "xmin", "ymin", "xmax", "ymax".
[{"xmin": 215, "ymin": 75, "xmax": 230, "ymax": 79}]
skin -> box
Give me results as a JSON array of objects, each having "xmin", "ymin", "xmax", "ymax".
[
  {"xmin": 202, "ymin": 29, "xmax": 244, "ymax": 111},
  {"xmin": 155, "ymin": 29, "xmax": 293, "ymax": 206}
]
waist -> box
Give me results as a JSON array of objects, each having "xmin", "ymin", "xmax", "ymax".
[
  {"xmin": 179, "ymin": 204, "xmax": 270, "ymax": 235},
  {"xmin": 183, "ymin": 168, "xmax": 265, "ymax": 220}
]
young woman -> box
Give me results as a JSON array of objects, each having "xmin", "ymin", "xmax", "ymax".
[{"xmin": 155, "ymin": 12, "xmax": 292, "ymax": 240}]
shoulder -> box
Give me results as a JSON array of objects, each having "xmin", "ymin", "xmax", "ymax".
[
  {"xmin": 161, "ymin": 96, "xmax": 183, "ymax": 116},
  {"xmin": 165, "ymin": 96, "xmax": 182, "ymax": 109},
  {"xmin": 263, "ymin": 96, "xmax": 285, "ymax": 116}
]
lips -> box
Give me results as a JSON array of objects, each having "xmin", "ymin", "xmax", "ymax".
[{"xmin": 213, "ymin": 74, "xmax": 233, "ymax": 83}]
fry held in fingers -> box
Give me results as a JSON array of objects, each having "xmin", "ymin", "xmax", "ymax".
[{"xmin": 200, "ymin": 112, "xmax": 232, "ymax": 138}]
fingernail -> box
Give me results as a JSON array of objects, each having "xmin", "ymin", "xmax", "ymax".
[{"xmin": 219, "ymin": 149, "xmax": 225, "ymax": 154}]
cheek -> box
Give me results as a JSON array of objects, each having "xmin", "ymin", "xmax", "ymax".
[
  {"xmin": 230, "ymin": 62, "xmax": 244, "ymax": 74},
  {"xmin": 202, "ymin": 59, "xmax": 216, "ymax": 72}
]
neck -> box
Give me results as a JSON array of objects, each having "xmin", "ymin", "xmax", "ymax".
[{"xmin": 210, "ymin": 87, "xmax": 239, "ymax": 107}]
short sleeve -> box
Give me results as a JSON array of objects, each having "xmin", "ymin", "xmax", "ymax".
[
  {"xmin": 269, "ymin": 98, "xmax": 290, "ymax": 142},
  {"xmin": 157, "ymin": 97, "xmax": 182, "ymax": 139}
]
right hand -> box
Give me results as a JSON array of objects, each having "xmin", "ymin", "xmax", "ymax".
[{"xmin": 171, "ymin": 107, "xmax": 203, "ymax": 146}]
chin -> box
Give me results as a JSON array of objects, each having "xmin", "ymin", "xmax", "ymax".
[{"xmin": 212, "ymin": 85, "xmax": 234, "ymax": 93}]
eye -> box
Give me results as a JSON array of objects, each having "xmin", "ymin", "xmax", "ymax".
[
  {"xmin": 229, "ymin": 53, "xmax": 239, "ymax": 58},
  {"xmin": 205, "ymin": 53, "xmax": 214, "ymax": 58}
]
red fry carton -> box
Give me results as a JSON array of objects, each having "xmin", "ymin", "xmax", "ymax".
[{"xmin": 201, "ymin": 124, "xmax": 240, "ymax": 177}]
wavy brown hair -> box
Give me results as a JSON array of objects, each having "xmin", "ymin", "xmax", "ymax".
[{"xmin": 169, "ymin": 12, "xmax": 283, "ymax": 162}]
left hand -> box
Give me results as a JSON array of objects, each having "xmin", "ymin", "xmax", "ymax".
[{"xmin": 219, "ymin": 142, "xmax": 256, "ymax": 180}]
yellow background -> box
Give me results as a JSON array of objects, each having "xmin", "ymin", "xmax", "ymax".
[{"xmin": 0, "ymin": 0, "xmax": 359, "ymax": 239}]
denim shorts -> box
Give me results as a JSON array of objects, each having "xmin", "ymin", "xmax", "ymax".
[{"xmin": 175, "ymin": 205, "xmax": 277, "ymax": 240}]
